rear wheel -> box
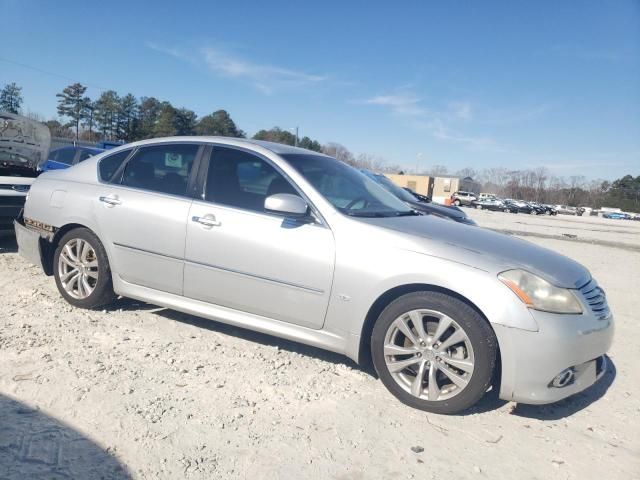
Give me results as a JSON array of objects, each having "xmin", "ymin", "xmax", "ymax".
[
  {"xmin": 371, "ymin": 291, "xmax": 497, "ymax": 414},
  {"xmin": 53, "ymin": 228, "xmax": 116, "ymax": 309}
]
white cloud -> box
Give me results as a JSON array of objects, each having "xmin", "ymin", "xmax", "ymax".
[
  {"xmin": 147, "ymin": 42, "xmax": 326, "ymax": 94},
  {"xmin": 201, "ymin": 47, "xmax": 326, "ymax": 94},
  {"xmin": 364, "ymin": 90, "xmax": 507, "ymax": 152},
  {"xmin": 448, "ymin": 101, "xmax": 472, "ymax": 121},
  {"xmin": 363, "ymin": 93, "xmax": 426, "ymax": 116}
]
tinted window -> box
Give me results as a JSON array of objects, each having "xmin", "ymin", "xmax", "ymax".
[
  {"xmin": 99, "ymin": 149, "xmax": 132, "ymax": 182},
  {"xmin": 121, "ymin": 144, "xmax": 198, "ymax": 196},
  {"xmin": 54, "ymin": 148, "xmax": 76, "ymax": 165},
  {"xmin": 205, "ymin": 147, "xmax": 297, "ymax": 212}
]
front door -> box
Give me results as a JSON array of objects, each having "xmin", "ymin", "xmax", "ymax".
[
  {"xmin": 183, "ymin": 146, "xmax": 335, "ymax": 329},
  {"xmin": 94, "ymin": 143, "xmax": 200, "ymax": 295}
]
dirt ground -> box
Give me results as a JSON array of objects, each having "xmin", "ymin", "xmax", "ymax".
[{"xmin": 1, "ymin": 211, "xmax": 639, "ymax": 479}]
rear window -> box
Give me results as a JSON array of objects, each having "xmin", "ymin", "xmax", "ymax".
[
  {"xmin": 52, "ymin": 148, "xmax": 76, "ymax": 165},
  {"xmin": 99, "ymin": 149, "xmax": 132, "ymax": 182}
]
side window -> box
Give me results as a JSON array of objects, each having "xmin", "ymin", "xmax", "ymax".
[
  {"xmin": 55, "ymin": 148, "xmax": 76, "ymax": 165},
  {"xmin": 205, "ymin": 147, "xmax": 297, "ymax": 212},
  {"xmin": 121, "ymin": 144, "xmax": 198, "ymax": 196},
  {"xmin": 99, "ymin": 149, "xmax": 132, "ymax": 182}
]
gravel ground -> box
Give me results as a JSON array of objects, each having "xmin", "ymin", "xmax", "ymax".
[{"xmin": 1, "ymin": 212, "xmax": 639, "ymax": 479}]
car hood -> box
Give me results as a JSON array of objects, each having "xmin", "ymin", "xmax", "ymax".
[{"xmin": 358, "ymin": 215, "xmax": 591, "ymax": 288}]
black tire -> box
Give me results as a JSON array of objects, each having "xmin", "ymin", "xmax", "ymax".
[
  {"xmin": 53, "ymin": 227, "xmax": 116, "ymax": 309},
  {"xmin": 453, "ymin": 199, "xmax": 461, "ymax": 206},
  {"xmin": 371, "ymin": 291, "xmax": 497, "ymax": 414}
]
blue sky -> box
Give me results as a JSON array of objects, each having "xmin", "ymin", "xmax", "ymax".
[{"xmin": 1, "ymin": 0, "xmax": 638, "ymax": 180}]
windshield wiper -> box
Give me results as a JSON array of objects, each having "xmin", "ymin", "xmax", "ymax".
[
  {"xmin": 344, "ymin": 210, "xmax": 419, "ymax": 218},
  {"xmin": 394, "ymin": 210, "xmax": 421, "ymax": 217},
  {"xmin": 343, "ymin": 211, "xmax": 392, "ymax": 218}
]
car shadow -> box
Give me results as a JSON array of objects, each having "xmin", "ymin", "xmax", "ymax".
[
  {"xmin": 510, "ymin": 357, "xmax": 616, "ymax": 420},
  {"xmin": 0, "ymin": 234, "xmax": 17, "ymax": 253},
  {"xmin": 99, "ymin": 300, "xmax": 615, "ymax": 418},
  {"xmin": 0, "ymin": 394, "xmax": 131, "ymax": 479},
  {"xmin": 153, "ymin": 306, "xmax": 373, "ymax": 374}
]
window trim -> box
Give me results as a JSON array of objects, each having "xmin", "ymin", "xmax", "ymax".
[
  {"xmin": 97, "ymin": 148, "xmax": 136, "ymax": 183},
  {"xmin": 102, "ymin": 142, "xmax": 206, "ymax": 199},
  {"xmin": 196, "ymin": 143, "xmax": 328, "ymax": 227}
]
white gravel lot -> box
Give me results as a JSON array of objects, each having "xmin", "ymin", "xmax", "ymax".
[{"xmin": 1, "ymin": 211, "xmax": 639, "ymax": 479}]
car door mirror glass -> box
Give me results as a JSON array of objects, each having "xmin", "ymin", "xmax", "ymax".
[{"xmin": 264, "ymin": 193, "xmax": 308, "ymax": 217}]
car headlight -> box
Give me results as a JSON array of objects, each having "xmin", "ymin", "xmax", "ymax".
[{"xmin": 498, "ymin": 269, "xmax": 583, "ymax": 314}]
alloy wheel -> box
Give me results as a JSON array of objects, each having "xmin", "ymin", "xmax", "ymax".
[
  {"xmin": 58, "ymin": 238, "xmax": 99, "ymax": 299},
  {"xmin": 383, "ymin": 309, "xmax": 475, "ymax": 401}
]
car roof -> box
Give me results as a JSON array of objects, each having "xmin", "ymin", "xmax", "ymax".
[{"xmin": 114, "ymin": 136, "xmax": 327, "ymax": 157}]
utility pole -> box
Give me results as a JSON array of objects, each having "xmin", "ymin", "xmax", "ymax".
[{"xmin": 295, "ymin": 126, "xmax": 299, "ymax": 147}]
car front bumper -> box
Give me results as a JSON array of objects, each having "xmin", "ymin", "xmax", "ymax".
[{"xmin": 494, "ymin": 308, "xmax": 614, "ymax": 404}]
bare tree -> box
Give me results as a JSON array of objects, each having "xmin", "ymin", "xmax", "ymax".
[
  {"xmin": 456, "ymin": 167, "xmax": 477, "ymax": 179},
  {"xmin": 428, "ymin": 165, "xmax": 449, "ymax": 176},
  {"xmin": 322, "ymin": 142, "xmax": 355, "ymax": 166}
]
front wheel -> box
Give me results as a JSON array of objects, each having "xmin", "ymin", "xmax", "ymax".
[
  {"xmin": 53, "ymin": 228, "xmax": 116, "ymax": 309},
  {"xmin": 371, "ymin": 291, "xmax": 497, "ymax": 414},
  {"xmin": 453, "ymin": 199, "xmax": 461, "ymax": 206}
]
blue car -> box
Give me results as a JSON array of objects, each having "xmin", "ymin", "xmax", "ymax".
[
  {"xmin": 603, "ymin": 212, "xmax": 630, "ymax": 220},
  {"xmin": 40, "ymin": 146, "xmax": 104, "ymax": 172}
]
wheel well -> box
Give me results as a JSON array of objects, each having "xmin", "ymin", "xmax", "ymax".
[
  {"xmin": 41, "ymin": 223, "xmax": 89, "ymax": 275},
  {"xmin": 357, "ymin": 284, "xmax": 498, "ymax": 369}
]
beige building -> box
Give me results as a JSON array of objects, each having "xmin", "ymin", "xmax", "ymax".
[{"xmin": 386, "ymin": 174, "xmax": 461, "ymax": 204}]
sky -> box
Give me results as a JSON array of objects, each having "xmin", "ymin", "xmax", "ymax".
[{"xmin": 1, "ymin": 0, "xmax": 639, "ymax": 180}]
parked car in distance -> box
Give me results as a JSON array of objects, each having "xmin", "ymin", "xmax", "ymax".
[
  {"xmin": 538, "ymin": 204, "xmax": 558, "ymax": 215},
  {"xmin": 40, "ymin": 146, "xmax": 105, "ymax": 172},
  {"xmin": 603, "ymin": 212, "xmax": 631, "ymax": 220},
  {"xmin": 478, "ymin": 193, "xmax": 498, "ymax": 201},
  {"xmin": 471, "ymin": 198, "xmax": 512, "ymax": 212},
  {"xmin": 504, "ymin": 200, "xmax": 533, "ymax": 214},
  {"xmin": 15, "ymin": 136, "xmax": 613, "ymax": 414},
  {"xmin": 361, "ymin": 170, "xmax": 476, "ymax": 225},
  {"xmin": 555, "ymin": 205, "xmax": 579, "ymax": 216},
  {"xmin": 451, "ymin": 191, "xmax": 477, "ymax": 206}
]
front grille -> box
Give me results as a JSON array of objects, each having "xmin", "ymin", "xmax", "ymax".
[{"xmin": 579, "ymin": 279, "xmax": 611, "ymax": 320}]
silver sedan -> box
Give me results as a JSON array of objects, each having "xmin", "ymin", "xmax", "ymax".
[{"xmin": 15, "ymin": 137, "xmax": 613, "ymax": 414}]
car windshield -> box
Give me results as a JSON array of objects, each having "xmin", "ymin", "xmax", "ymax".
[
  {"xmin": 361, "ymin": 171, "xmax": 418, "ymax": 204},
  {"xmin": 282, "ymin": 154, "xmax": 414, "ymax": 217}
]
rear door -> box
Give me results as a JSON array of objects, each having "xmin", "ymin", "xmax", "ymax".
[
  {"xmin": 183, "ymin": 146, "xmax": 335, "ymax": 329},
  {"xmin": 93, "ymin": 143, "xmax": 201, "ymax": 295}
]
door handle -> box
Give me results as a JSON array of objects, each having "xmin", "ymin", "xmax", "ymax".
[
  {"xmin": 192, "ymin": 215, "xmax": 221, "ymax": 227},
  {"xmin": 99, "ymin": 195, "xmax": 121, "ymax": 206}
]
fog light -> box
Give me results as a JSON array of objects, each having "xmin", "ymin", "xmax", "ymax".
[{"xmin": 551, "ymin": 368, "xmax": 575, "ymax": 388}]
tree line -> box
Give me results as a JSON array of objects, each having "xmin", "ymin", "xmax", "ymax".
[{"xmin": 2, "ymin": 81, "xmax": 637, "ymax": 211}]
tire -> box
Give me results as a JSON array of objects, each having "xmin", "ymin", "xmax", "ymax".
[
  {"xmin": 371, "ymin": 291, "xmax": 497, "ymax": 414},
  {"xmin": 453, "ymin": 199, "xmax": 461, "ymax": 206},
  {"xmin": 476, "ymin": 204, "xmax": 482, "ymax": 210},
  {"xmin": 53, "ymin": 227, "xmax": 116, "ymax": 309},
  {"xmin": 503, "ymin": 208, "xmax": 509, "ymax": 213},
  {"xmin": 530, "ymin": 210, "xmax": 537, "ymax": 215}
]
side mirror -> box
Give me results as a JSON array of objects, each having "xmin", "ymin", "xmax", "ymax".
[{"xmin": 264, "ymin": 193, "xmax": 308, "ymax": 217}]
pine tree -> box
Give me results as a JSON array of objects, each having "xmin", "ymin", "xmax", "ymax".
[{"xmin": 56, "ymin": 83, "xmax": 88, "ymax": 140}]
